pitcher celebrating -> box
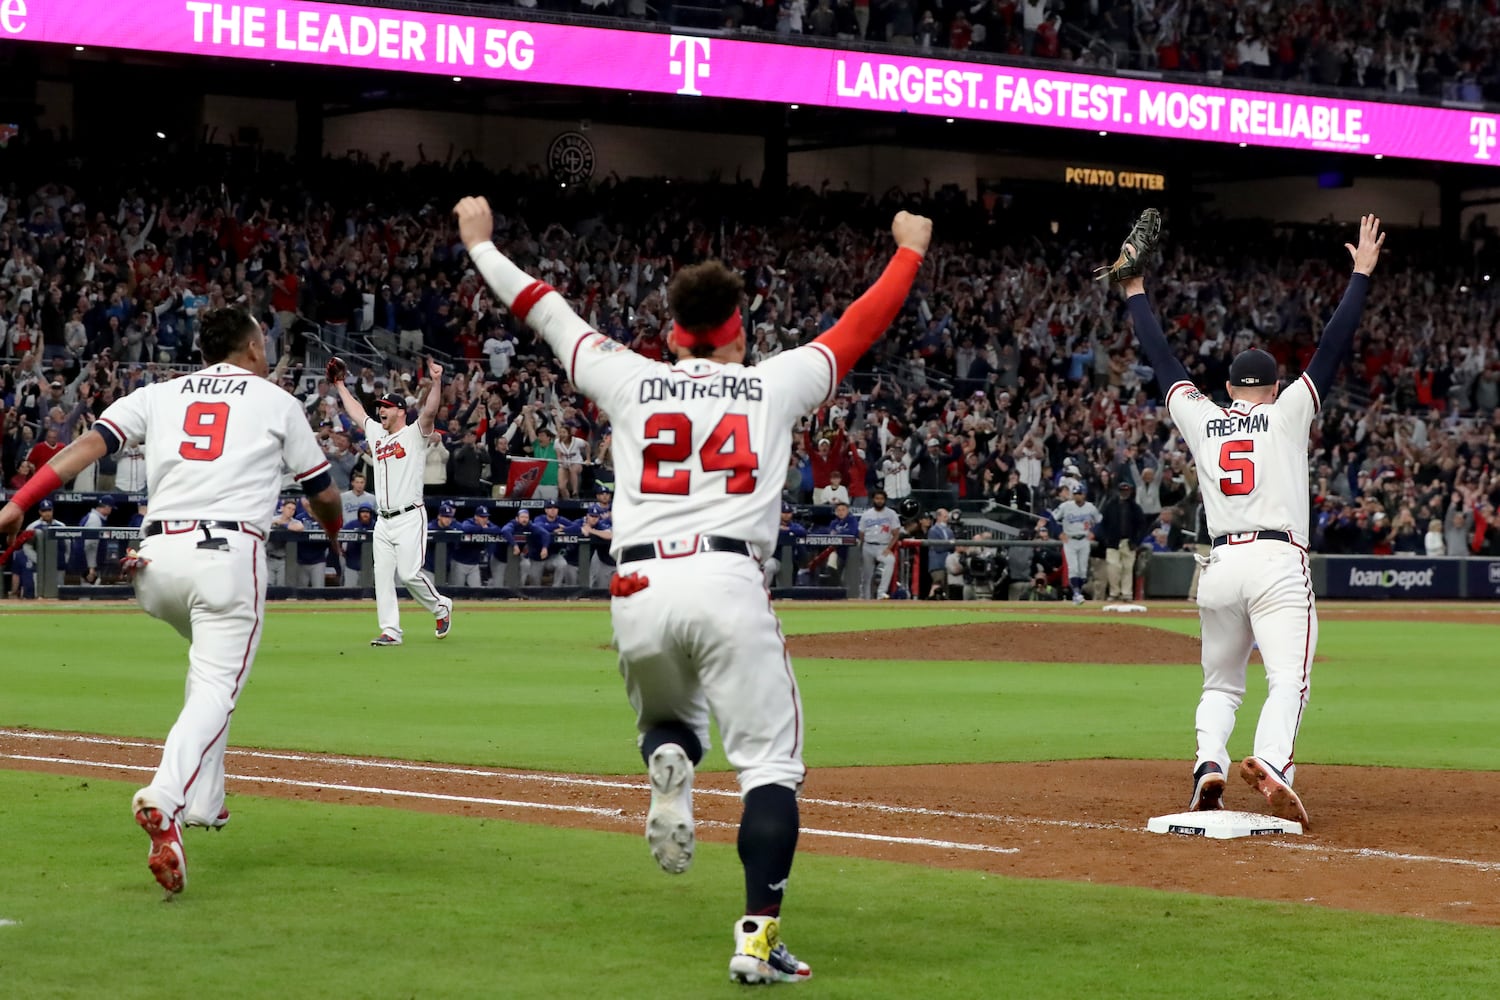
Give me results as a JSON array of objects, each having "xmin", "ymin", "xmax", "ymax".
[
  {"xmin": 456, "ymin": 194, "xmax": 929, "ymax": 985},
  {"xmin": 329, "ymin": 357, "xmax": 453, "ymax": 645},
  {"xmin": 0, "ymin": 307, "xmax": 344, "ymax": 896},
  {"xmin": 1103, "ymin": 210, "xmax": 1382, "ymax": 827}
]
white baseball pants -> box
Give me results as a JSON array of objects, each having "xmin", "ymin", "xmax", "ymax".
[
  {"xmin": 860, "ymin": 547, "xmax": 894, "ymax": 598},
  {"xmin": 1063, "ymin": 538, "xmax": 1091, "ymax": 584},
  {"xmin": 374, "ymin": 508, "xmax": 450, "ymax": 639},
  {"xmin": 611, "ymin": 551, "xmax": 805, "ymax": 793},
  {"xmin": 130, "ymin": 526, "xmax": 266, "ymax": 825},
  {"xmin": 1194, "ymin": 540, "xmax": 1318, "ymax": 785}
]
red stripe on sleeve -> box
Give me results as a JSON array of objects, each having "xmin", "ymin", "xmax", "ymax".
[
  {"xmin": 1165, "ymin": 381, "xmax": 1194, "ymax": 407},
  {"xmin": 569, "ymin": 333, "xmax": 601, "ymax": 383},
  {"xmin": 294, "ymin": 461, "xmax": 330, "ymax": 482},
  {"xmin": 98, "ymin": 417, "xmax": 126, "ymax": 441},
  {"xmin": 1299, "ymin": 372, "xmax": 1321, "ymax": 414},
  {"xmin": 511, "ymin": 281, "xmax": 555, "ymax": 323},
  {"xmin": 810, "ymin": 248, "xmax": 922, "ymax": 382}
]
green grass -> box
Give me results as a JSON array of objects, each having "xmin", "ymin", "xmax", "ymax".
[
  {"xmin": 2, "ymin": 605, "xmax": 1497, "ymax": 772},
  {"xmin": 1, "ymin": 771, "xmax": 1496, "ymax": 1000}
]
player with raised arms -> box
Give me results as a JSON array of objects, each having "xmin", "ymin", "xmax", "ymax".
[
  {"xmin": 455, "ymin": 194, "xmax": 929, "ymax": 984},
  {"xmin": 1102, "ymin": 210, "xmax": 1382, "ymax": 827}
]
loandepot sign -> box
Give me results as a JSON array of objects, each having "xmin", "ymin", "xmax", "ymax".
[{"xmin": 1347, "ymin": 567, "xmax": 1437, "ymax": 590}]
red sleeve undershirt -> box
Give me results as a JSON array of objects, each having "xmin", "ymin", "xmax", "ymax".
[{"xmin": 811, "ymin": 248, "xmax": 923, "ymax": 381}]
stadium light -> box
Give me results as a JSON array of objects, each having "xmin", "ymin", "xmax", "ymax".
[
  {"xmin": 1238, "ymin": 142, "xmax": 1247, "ymax": 147},
  {"xmin": 154, "ymin": 131, "xmax": 166, "ymax": 140},
  {"xmin": 74, "ymin": 45, "xmax": 84, "ymax": 51},
  {"xmin": 1098, "ymin": 130, "xmax": 1108, "ymax": 136},
  {"xmin": 790, "ymin": 104, "xmax": 799, "ymax": 109},
  {"xmin": 1374, "ymin": 154, "xmax": 1384, "ymax": 160},
  {"xmin": 452, "ymin": 76, "xmax": 462, "ymax": 82},
  {"xmin": 946, "ymin": 118, "xmax": 955, "ymax": 123},
  {"xmin": 1487, "ymin": 275, "xmax": 1493, "ymax": 282}
]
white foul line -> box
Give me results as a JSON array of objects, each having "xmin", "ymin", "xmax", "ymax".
[
  {"xmin": 5, "ymin": 731, "xmax": 1497, "ymax": 870},
  {"xmin": 0, "ymin": 751, "xmax": 1014, "ymax": 855}
]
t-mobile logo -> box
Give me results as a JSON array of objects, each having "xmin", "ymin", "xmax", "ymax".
[
  {"xmin": 1471, "ymin": 116, "xmax": 1498, "ymax": 160},
  {"xmin": 669, "ymin": 36, "xmax": 711, "ymax": 97}
]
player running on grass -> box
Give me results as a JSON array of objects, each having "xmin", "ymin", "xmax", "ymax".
[
  {"xmin": 1101, "ymin": 209, "xmax": 1382, "ymax": 827},
  {"xmin": 455, "ymin": 194, "xmax": 929, "ymax": 985},
  {"xmin": 0, "ymin": 307, "xmax": 344, "ymax": 895}
]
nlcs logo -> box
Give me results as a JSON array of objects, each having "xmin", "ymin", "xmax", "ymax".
[
  {"xmin": 669, "ymin": 36, "xmax": 710, "ymax": 97},
  {"xmin": 1470, "ymin": 116, "xmax": 1498, "ymax": 160}
]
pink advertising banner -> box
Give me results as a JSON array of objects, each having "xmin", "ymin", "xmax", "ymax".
[{"xmin": 4, "ymin": 0, "xmax": 1499, "ymax": 165}]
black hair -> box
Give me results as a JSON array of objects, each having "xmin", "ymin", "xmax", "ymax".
[
  {"xmin": 667, "ymin": 261, "xmax": 744, "ymax": 358},
  {"xmin": 200, "ymin": 307, "xmax": 259, "ymax": 365}
]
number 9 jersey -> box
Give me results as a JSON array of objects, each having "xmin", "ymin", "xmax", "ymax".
[
  {"xmin": 1166, "ymin": 373, "xmax": 1319, "ymax": 544},
  {"xmin": 94, "ymin": 362, "xmax": 331, "ymax": 531}
]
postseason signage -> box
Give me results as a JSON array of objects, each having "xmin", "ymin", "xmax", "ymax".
[{"xmin": 6, "ymin": 0, "xmax": 1500, "ymax": 164}]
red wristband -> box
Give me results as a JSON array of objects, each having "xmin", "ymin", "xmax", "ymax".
[{"xmin": 11, "ymin": 465, "xmax": 62, "ymax": 512}]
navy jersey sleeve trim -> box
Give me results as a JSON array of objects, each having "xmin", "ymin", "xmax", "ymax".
[
  {"xmin": 299, "ymin": 471, "xmax": 334, "ymax": 496},
  {"xmin": 1126, "ymin": 294, "xmax": 1191, "ymax": 394},
  {"xmin": 1303, "ymin": 273, "xmax": 1370, "ymax": 400}
]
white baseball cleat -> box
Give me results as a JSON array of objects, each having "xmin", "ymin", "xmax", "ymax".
[{"xmin": 645, "ymin": 744, "xmax": 695, "ymax": 875}]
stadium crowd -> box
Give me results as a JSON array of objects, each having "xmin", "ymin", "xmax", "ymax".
[
  {"xmin": 4, "ymin": 142, "xmax": 1500, "ymax": 601},
  {"xmin": 499, "ymin": 0, "xmax": 1500, "ymax": 101}
]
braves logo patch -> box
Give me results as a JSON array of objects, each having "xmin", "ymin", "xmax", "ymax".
[{"xmin": 375, "ymin": 441, "xmax": 408, "ymax": 461}]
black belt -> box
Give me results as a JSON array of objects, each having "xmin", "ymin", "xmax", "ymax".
[
  {"xmin": 378, "ymin": 503, "xmax": 424, "ymax": 518},
  {"xmin": 144, "ymin": 520, "xmax": 266, "ymax": 540},
  {"xmin": 619, "ymin": 535, "xmax": 752, "ymax": 563},
  {"xmin": 1211, "ymin": 530, "xmax": 1293, "ymax": 548}
]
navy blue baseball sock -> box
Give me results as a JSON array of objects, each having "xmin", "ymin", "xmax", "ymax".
[
  {"xmin": 640, "ymin": 723, "xmax": 703, "ymax": 767},
  {"xmin": 739, "ymin": 784, "xmax": 799, "ymax": 917}
]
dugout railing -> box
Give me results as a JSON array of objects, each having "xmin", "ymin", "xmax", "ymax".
[{"xmin": 16, "ymin": 527, "xmax": 1500, "ymax": 602}]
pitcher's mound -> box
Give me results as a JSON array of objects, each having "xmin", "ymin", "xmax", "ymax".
[{"xmin": 787, "ymin": 621, "xmax": 1200, "ymax": 665}]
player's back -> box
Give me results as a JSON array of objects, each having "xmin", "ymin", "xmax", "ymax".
[
  {"xmin": 1169, "ymin": 377, "xmax": 1317, "ymax": 541},
  {"xmin": 598, "ymin": 351, "xmax": 829, "ymax": 557},
  {"xmin": 100, "ymin": 364, "xmax": 327, "ymax": 530}
]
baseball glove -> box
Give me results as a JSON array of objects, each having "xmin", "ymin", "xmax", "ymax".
[
  {"xmin": 326, "ymin": 356, "xmax": 349, "ymax": 384},
  {"xmin": 1095, "ymin": 208, "xmax": 1161, "ymax": 284}
]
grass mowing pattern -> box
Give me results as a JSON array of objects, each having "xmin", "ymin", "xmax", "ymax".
[
  {"xmin": 0, "ymin": 771, "xmax": 1496, "ymax": 999},
  {"xmin": 1, "ymin": 607, "xmax": 1496, "ymax": 772}
]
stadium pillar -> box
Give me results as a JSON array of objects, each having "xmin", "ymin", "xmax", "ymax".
[{"xmin": 296, "ymin": 95, "xmax": 323, "ymax": 166}]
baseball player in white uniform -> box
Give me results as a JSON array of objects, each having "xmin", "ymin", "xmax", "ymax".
[
  {"xmin": 0, "ymin": 307, "xmax": 344, "ymax": 896},
  {"xmin": 856, "ymin": 490, "xmax": 901, "ymax": 599},
  {"xmin": 456, "ymin": 194, "xmax": 929, "ymax": 985},
  {"xmin": 330, "ymin": 359, "xmax": 453, "ymax": 646},
  {"xmin": 1107, "ymin": 210, "xmax": 1382, "ymax": 827},
  {"xmin": 1052, "ymin": 486, "xmax": 1101, "ymax": 604}
]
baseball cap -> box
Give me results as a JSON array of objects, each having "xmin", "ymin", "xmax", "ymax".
[
  {"xmin": 1072, "ymin": 485, "xmax": 1086, "ymax": 495},
  {"xmin": 544, "ymin": 498, "xmax": 559, "ymax": 508},
  {"xmin": 38, "ymin": 499, "xmax": 54, "ymax": 511},
  {"xmin": 1229, "ymin": 348, "xmax": 1278, "ymax": 387},
  {"xmin": 1119, "ymin": 482, "xmax": 1135, "ymax": 492},
  {"xmin": 438, "ymin": 501, "xmax": 456, "ymax": 516},
  {"xmin": 781, "ymin": 500, "xmax": 793, "ymax": 513},
  {"xmin": 475, "ymin": 505, "xmax": 490, "ymax": 517},
  {"xmin": 587, "ymin": 503, "xmax": 605, "ymax": 517},
  {"xmin": 374, "ymin": 391, "xmax": 405, "ymax": 408},
  {"xmin": 595, "ymin": 483, "xmax": 613, "ymax": 495},
  {"xmin": 98, "ymin": 494, "xmax": 118, "ymax": 507},
  {"xmin": 49, "ymin": 380, "xmax": 64, "ymax": 389}
]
